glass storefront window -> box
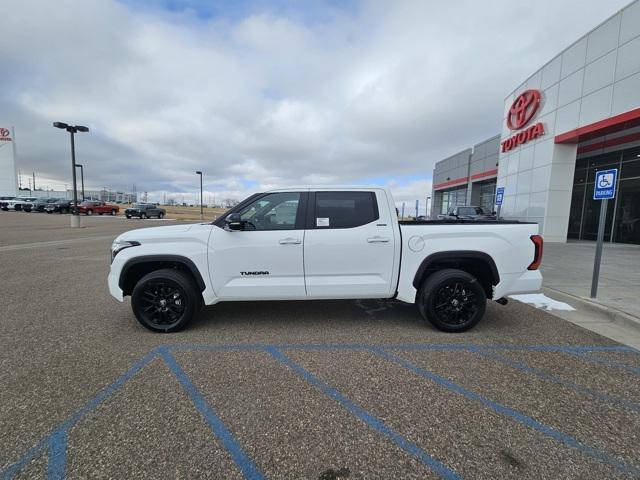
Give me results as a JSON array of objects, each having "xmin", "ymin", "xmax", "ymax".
[
  {"xmin": 614, "ymin": 178, "xmax": 640, "ymax": 245},
  {"xmin": 439, "ymin": 187, "xmax": 467, "ymax": 214},
  {"xmin": 570, "ymin": 145, "xmax": 640, "ymax": 245}
]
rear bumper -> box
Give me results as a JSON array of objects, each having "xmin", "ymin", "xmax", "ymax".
[{"xmin": 494, "ymin": 270, "xmax": 543, "ymax": 299}]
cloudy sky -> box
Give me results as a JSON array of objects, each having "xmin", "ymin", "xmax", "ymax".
[{"xmin": 1, "ymin": 0, "xmax": 630, "ymax": 210}]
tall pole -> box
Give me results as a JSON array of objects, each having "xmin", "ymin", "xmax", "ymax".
[
  {"xmin": 33, "ymin": 172, "xmax": 36, "ymax": 191},
  {"xmin": 196, "ymin": 171, "xmax": 203, "ymax": 219},
  {"xmin": 80, "ymin": 165, "xmax": 84, "ymax": 200},
  {"xmin": 70, "ymin": 131, "xmax": 79, "ymax": 219}
]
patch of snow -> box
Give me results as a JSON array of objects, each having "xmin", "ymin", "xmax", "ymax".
[{"xmin": 509, "ymin": 293, "xmax": 575, "ymax": 311}]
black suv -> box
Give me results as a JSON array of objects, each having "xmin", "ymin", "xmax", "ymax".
[
  {"xmin": 125, "ymin": 203, "xmax": 166, "ymax": 219},
  {"xmin": 29, "ymin": 198, "xmax": 60, "ymax": 212},
  {"xmin": 45, "ymin": 199, "xmax": 73, "ymax": 214}
]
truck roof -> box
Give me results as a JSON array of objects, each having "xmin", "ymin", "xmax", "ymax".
[{"xmin": 262, "ymin": 185, "xmax": 389, "ymax": 193}]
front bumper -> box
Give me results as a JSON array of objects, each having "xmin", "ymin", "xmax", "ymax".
[{"xmin": 108, "ymin": 270, "xmax": 124, "ymax": 302}]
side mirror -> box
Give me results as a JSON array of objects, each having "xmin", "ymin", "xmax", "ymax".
[{"xmin": 225, "ymin": 212, "xmax": 244, "ymax": 231}]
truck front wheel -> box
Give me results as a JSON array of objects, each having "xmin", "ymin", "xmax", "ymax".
[
  {"xmin": 417, "ymin": 268, "xmax": 486, "ymax": 332},
  {"xmin": 131, "ymin": 268, "xmax": 198, "ymax": 333}
]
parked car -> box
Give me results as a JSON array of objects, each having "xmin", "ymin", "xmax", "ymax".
[
  {"xmin": 45, "ymin": 199, "xmax": 72, "ymax": 214},
  {"xmin": 124, "ymin": 203, "xmax": 166, "ymax": 219},
  {"xmin": 438, "ymin": 205, "xmax": 497, "ymax": 221},
  {"xmin": 0, "ymin": 197, "xmax": 38, "ymax": 212},
  {"xmin": 25, "ymin": 198, "xmax": 59, "ymax": 212},
  {"xmin": 78, "ymin": 201, "xmax": 119, "ymax": 216},
  {"xmin": 108, "ymin": 186, "xmax": 543, "ymax": 333},
  {"xmin": 0, "ymin": 196, "xmax": 16, "ymax": 210}
]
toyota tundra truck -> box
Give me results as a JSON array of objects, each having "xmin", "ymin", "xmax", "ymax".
[{"xmin": 108, "ymin": 187, "xmax": 543, "ymax": 333}]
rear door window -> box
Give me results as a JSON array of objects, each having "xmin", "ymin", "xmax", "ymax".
[{"xmin": 314, "ymin": 191, "xmax": 378, "ymax": 229}]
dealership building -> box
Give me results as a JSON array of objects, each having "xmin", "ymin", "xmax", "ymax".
[
  {"xmin": 432, "ymin": 0, "xmax": 640, "ymax": 245},
  {"xmin": 0, "ymin": 126, "xmax": 18, "ymax": 197}
]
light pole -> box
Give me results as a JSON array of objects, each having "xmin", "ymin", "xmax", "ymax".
[
  {"xmin": 75, "ymin": 164, "xmax": 85, "ymax": 200},
  {"xmin": 53, "ymin": 122, "xmax": 89, "ymax": 227},
  {"xmin": 195, "ymin": 170, "xmax": 203, "ymax": 219}
]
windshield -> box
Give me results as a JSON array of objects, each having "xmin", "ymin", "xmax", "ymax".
[
  {"xmin": 133, "ymin": 203, "xmax": 147, "ymax": 209},
  {"xmin": 459, "ymin": 206, "xmax": 486, "ymax": 216}
]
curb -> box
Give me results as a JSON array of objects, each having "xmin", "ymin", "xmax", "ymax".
[{"xmin": 542, "ymin": 286, "xmax": 640, "ymax": 334}]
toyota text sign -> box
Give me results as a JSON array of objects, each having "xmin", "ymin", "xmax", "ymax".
[{"xmin": 593, "ymin": 169, "xmax": 617, "ymax": 200}]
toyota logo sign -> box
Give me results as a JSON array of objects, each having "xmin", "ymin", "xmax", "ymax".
[
  {"xmin": 507, "ymin": 89, "xmax": 541, "ymax": 130},
  {"xmin": 0, "ymin": 128, "xmax": 10, "ymax": 137},
  {"xmin": 501, "ymin": 89, "xmax": 545, "ymax": 153}
]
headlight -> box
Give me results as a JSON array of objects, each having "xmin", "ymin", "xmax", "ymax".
[{"xmin": 110, "ymin": 240, "xmax": 140, "ymax": 262}]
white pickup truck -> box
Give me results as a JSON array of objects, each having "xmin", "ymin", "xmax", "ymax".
[{"xmin": 108, "ymin": 187, "xmax": 543, "ymax": 333}]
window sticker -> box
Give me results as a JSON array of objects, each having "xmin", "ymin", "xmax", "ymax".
[{"xmin": 316, "ymin": 217, "xmax": 330, "ymax": 227}]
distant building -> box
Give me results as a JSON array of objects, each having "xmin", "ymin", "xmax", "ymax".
[{"xmin": 431, "ymin": 135, "xmax": 499, "ymax": 217}]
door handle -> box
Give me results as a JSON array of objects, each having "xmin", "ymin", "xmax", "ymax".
[
  {"xmin": 279, "ymin": 237, "xmax": 302, "ymax": 245},
  {"xmin": 367, "ymin": 236, "xmax": 390, "ymax": 243}
]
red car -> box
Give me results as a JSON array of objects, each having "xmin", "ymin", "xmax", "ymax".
[{"xmin": 78, "ymin": 201, "xmax": 119, "ymax": 216}]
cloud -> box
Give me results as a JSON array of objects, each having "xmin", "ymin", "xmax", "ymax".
[{"xmin": 0, "ymin": 0, "xmax": 630, "ymax": 205}]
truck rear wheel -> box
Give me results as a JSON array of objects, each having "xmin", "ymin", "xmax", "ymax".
[
  {"xmin": 417, "ymin": 268, "xmax": 486, "ymax": 332},
  {"xmin": 131, "ymin": 268, "xmax": 198, "ymax": 333}
]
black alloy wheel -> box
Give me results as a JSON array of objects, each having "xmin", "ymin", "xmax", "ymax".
[
  {"xmin": 418, "ymin": 269, "xmax": 486, "ymax": 332},
  {"xmin": 131, "ymin": 269, "xmax": 198, "ymax": 332}
]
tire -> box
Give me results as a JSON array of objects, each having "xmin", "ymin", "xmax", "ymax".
[
  {"xmin": 86, "ymin": 209, "xmax": 93, "ymax": 216},
  {"xmin": 158, "ymin": 212, "xmax": 164, "ymax": 219},
  {"xmin": 131, "ymin": 268, "xmax": 198, "ymax": 333},
  {"xmin": 417, "ymin": 268, "xmax": 486, "ymax": 332},
  {"xmin": 126, "ymin": 215, "xmax": 131, "ymax": 219},
  {"xmin": 140, "ymin": 213, "xmax": 147, "ymax": 219},
  {"xmin": 111, "ymin": 209, "xmax": 117, "ymax": 216}
]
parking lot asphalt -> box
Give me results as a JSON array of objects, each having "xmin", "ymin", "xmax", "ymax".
[{"xmin": 1, "ymin": 212, "xmax": 640, "ymax": 479}]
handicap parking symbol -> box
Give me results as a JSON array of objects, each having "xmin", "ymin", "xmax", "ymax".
[{"xmin": 593, "ymin": 169, "xmax": 617, "ymax": 200}]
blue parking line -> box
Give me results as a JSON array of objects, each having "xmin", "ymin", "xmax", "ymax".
[
  {"xmin": 48, "ymin": 429, "xmax": 68, "ymax": 480},
  {"xmin": 1, "ymin": 349, "xmax": 159, "ymax": 480},
  {"xmin": 370, "ymin": 347, "xmax": 640, "ymax": 477},
  {"xmin": 264, "ymin": 346, "xmax": 461, "ymax": 480},
  {"xmin": 567, "ymin": 351, "xmax": 640, "ymax": 375},
  {"xmin": 163, "ymin": 343, "xmax": 636, "ymax": 353},
  {"xmin": 468, "ymin": 347, "xmax": 640, "ymax": 414},
  {"xmin": 159, "ymin": 348, "xmax": 264, "ymax": 480}
]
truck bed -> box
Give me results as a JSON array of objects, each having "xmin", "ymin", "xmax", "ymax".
[{"xmin": 399, "ymin": 219, "xmax": 536, "ymax": 225}]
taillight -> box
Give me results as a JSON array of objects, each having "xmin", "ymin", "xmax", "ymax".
[{"xmin": 528, "ymin": 235, "xmax": 543, "ymax": 270}]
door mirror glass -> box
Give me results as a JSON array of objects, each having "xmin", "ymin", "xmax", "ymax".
[{"xmin": 225, "ymin": 212, "xmax": 244, "ymax": 231}]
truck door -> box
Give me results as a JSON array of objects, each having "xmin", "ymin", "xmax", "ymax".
[
  {"xmin": 208, "ymin": 191, "xmax": 307, "ymax": 299},
  {"xmin": 304, "ymin": 190, "xmax": 396, "ymax": 298}
]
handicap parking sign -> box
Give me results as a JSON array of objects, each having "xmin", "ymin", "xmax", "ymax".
[
  {"xmin": 495, "ymin": 187, "xmax": 505, "ymax": 206},
  {"xmin": 593, "ymin": 169, "xmax": 617, "ymax": 200}
]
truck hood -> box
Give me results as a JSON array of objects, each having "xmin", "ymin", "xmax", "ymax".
[{"xmin": 114, "ymin": 223, "xmax": 204, "ymax": 242}]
